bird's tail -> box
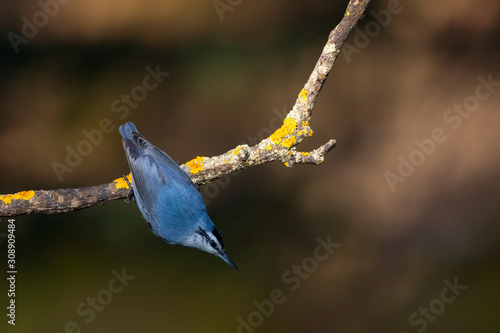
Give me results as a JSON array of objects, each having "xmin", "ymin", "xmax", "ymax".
[{"xmin": 119, "ymin": 122, "xmax": 139, "ymax": 140}]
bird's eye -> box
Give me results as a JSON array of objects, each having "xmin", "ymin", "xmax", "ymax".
[{"xmin": 210, "ymin": 240, "xmax": 217, "ymax": 249}]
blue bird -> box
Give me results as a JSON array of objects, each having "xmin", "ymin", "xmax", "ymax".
[{"xmin": 119, "ymin": 122, "xmax": 237, "ymax": 270}]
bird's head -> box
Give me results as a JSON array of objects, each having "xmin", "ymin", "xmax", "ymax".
[{"xmin": 184, "ymin": 223, "xmax": 238, "ymax": 270}]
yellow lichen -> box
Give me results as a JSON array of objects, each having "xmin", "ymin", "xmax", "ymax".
[
  {"xmin": 184, "ymin": 156, "xmax": 205, "ymax": 174},
  {"xmin": 266, "ymin": 145, "xmax": 272, "ymax": 151},
  {"xmin": 233, "ymin": 147, "xmax": 242, "ymax": 155},
  {"xmin": 268, "ymin": 117, "xmax": 297, "ymax": 146},
  {"xmin": 298, "ymin": 89, "xmax": 308, "ymax": 102},
  {"xmin": 0, "ymin": 190, "xmax": 35, "ymax": 205},
  {"xmin": 280, "ymin": 135, "xmax": 296, "ymax": 148},
  {"xmin": 114, "ymin": 173, "xmax": 133, "ymax": 189},
  {"xmin": 302, "ymin": 121, "xmax": 309, "ymax": 127},
  {"xmin": 297, "ymin": 127, "xmax": 314, "ymax": 138},
  {"xmin": 284, "ymin": 162, "xmax": 289, "ymax": 167},
  {"xmin": 346, "ymin": 10, "xmax": 350, "ymax": 16},
  {"xmin": 301, "ymin": 152, "xmax": 310, "ymax": 156}
]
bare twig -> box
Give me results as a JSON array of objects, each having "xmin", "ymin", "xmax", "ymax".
[{"xmin": 0, "ymin": 0, "xmax": 370, "ymax": 217}]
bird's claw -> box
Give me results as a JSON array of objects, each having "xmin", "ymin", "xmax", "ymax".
[{"xmin": 123, "ymin": 174, "xmax": 135, "ymax": 205}]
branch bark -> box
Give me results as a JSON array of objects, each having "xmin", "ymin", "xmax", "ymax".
[{"xmin": 0, "ymin": 0, "xmax": 371, "ymax": 217}]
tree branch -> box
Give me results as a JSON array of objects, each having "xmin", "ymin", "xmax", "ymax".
[{"xmin": 0, "ymin": 0, "xmax": 370, "ymax": 217}]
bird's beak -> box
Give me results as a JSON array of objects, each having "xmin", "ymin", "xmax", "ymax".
[{"xmin": 218, "ymin": 251, "xmax": 239, "ymax": 271}]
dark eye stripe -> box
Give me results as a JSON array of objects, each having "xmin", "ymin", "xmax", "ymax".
[
  {"xmin": 211, "ymin": 227, "xmax": 224, "ymax": 249},
  {"xmin": 197, "ymin": 227, "xmax": 222, "ymax": 250}
]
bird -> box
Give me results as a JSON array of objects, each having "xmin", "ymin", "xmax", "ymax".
[{"xmin": 119, "ymin": 122, "xmax": 237, "ymax": 270}]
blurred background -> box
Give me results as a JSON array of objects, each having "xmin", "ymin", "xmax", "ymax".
[{"xmin": 1, "ymin": 0, "xmax": 500, "ymax": 332}]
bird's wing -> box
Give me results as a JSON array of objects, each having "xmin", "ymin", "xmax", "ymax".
[
  {"xmin": 129, "ymin": 131, "xmax": 197, "ymax": 187},
  {"xmin": 122, "ymin": 129, "xmax": 203, "ymax": 231},
  {"xmin": 122, "ymin": 137, "xmax": 167, "ymax": 227}
]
